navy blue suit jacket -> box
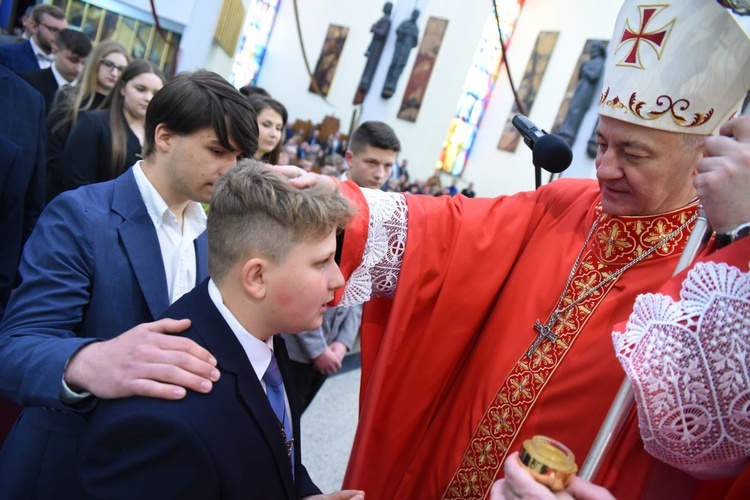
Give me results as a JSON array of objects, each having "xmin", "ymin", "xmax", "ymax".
[
  {"xmin": 0, "ymin": 168, "xmax": 208, "ymax": 498},
  {"xmin": 79, "ymin": 280, "xmax": 322, "ymax": 499},
  {"xmin": 0, "ymin": 65, "xmax": 45, "ymax": 318},
  {"xmin": 0, "ymin": 40, "xmax": 39, "ymax": 72}
]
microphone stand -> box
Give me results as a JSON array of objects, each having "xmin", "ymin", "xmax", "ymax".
[
  {"xmin": 579, "ymin": 207, "xmax": 714, "ymax": 480},
  {"xmin": 535, "ymin": 165, "xmax": 542, "ymax": 190}
]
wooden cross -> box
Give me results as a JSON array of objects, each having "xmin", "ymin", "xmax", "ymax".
[{"xmin": 527, "ymin": 315, "xmax": 559, "ymax": 358}]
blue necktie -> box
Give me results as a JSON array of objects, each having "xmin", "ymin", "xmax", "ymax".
[{"xmin": 263, "ymin": 353, "xmax": 295, "ymax": 477}]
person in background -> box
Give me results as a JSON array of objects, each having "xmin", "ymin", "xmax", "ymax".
[
  {"xmin": 248, "ymin": 94, "xmax": 287, "ymax": 165},
  {"xmin": 46, "ymin": 40, "xmax": 130, "ymax": 201},
  {"xmin": 342, "ymin": 121, "xmax": 400, "ymax": 189},
  {"xmin": 460, "ymin": 181, "xmax": 476, "ymax": 198},
  {"xmin": 18, "ymin": 28, "xmax": 92, "ymax": 113},
  {"xmin": 0, "ymin": 4, "xmax": 67, "ymax": 72},
  {"xmin": 60, "ymin": 59, "xmax": 164, "ymax": 191}
]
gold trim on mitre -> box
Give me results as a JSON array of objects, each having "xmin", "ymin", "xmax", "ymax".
[{"xmin": 598, "ymin": 0, "xmax": 750, "ymax": 135}]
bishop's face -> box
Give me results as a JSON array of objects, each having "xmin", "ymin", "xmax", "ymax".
[{"xmin": 594, "ymin": 116, "xmax": 703, "ymax": 216}]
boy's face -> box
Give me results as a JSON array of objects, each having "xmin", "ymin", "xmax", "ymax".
[
  {"xmin": 264, "ymin": 229, "xmax": 344, "ymax": 333},
  {"xmin": 52, "ymin": 47, "xmax": 86, "ymax": 83},
  {"xmin": 345, "ymin": 145, "xmax": 397, "ymax": 189}
]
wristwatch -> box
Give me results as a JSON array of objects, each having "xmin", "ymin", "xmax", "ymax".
[{"xmin": 715, "ymin": 221, "xmax": 750, "ymax": 249}]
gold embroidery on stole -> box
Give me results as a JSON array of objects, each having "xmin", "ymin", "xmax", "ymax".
[{"xmin": 442, "ymin": 204, "xmax": 697, "ymax": 500}]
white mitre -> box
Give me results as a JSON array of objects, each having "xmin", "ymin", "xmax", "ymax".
[{"xmin": 598, "ymin": 0, "xmax": 750, "ymax": 135}]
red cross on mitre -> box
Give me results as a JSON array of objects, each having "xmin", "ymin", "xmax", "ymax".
[{"xmin": 616, "ymin": 4, "xmax": 676, "ymax": 69}]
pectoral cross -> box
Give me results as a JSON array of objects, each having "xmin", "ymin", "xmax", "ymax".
[
  {"xmin": 280, "ymin": 423, "xmax": 295, "ymax": 467},
  {"xmin": 527, "ymin": 314, "xmax": 560, "ymax": 358}
]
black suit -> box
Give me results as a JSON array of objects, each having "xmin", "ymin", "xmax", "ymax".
[
  {"xmin": 18, "ymin": 67, "xmax": 60, "ymax": 115},
  {"xmin": 78, "ymin": 280, "xmax": 322, "ymax": 499},
  {"xmin": 61, "ymin": 109, "xmax": 141, "ymax": 192}
]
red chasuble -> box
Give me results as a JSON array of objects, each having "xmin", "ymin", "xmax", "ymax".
[{"xmin": 336, "ymin": 178, "xmax": 710, "ymax": 499}]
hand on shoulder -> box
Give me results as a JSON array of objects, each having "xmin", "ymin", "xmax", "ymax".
[{"xmin": 64, "ymin": 318, "xmax": 220, "ymax": 400}]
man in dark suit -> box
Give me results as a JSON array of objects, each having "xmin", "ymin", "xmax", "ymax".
[
  {"xmin": 0, "ymin": 4, "xmax": 67, "ymax": 72},
  {"xmin": 0, "ymin": 64, "xmax": 46, "ymax": 444},
  {"xmin": 79, "ymin": 162, "xmax": 364, "ymax": 500},
  {"xmin": 0, "ymin": 70, "xmax": 258, "ymax": 499},
  {"xmin": 19, "ymin": 28, "xmax": 91, "ymax": 113},
  {"xmin": 0, "ymin": 66, "xmax": 45, "ymax": 318}
]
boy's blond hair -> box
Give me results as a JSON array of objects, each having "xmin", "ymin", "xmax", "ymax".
[{"xmin": 208, "ymin": 160, "xmax": 355, "ymax": 280}]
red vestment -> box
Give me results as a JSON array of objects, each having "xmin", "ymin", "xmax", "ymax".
[{"xmin": 336, "ymin": 179, "xmax": 737, "ymax": 499}]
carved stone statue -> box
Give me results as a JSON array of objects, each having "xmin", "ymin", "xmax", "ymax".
[
  {"xmin": 358, "ymin": 2, "xmax": 393, "ymax": 94},
  {"xmin": 554, "ymin": 41, "xmax": 607, "ymax": 146},
  {"xmin": 381, "ymin": 9, "xmax": 420, "ymax": 99}
]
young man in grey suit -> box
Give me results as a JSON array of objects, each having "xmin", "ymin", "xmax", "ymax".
[{"xmin": 0, "ymin": 70, "xmax": 258, "ymax": 499}]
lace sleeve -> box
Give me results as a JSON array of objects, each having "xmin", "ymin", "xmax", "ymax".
[
  {"xmin": 338, "ymin": 189, "xmax": 408, "ymax": 308},
  {"xmin": 612, "ymin": 262, "xmax": 750, "ymax": 477}
]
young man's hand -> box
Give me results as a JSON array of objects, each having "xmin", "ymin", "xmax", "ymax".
[{"xmin": 64, "ymin": 318, "xmax": 220, "ymax": 400}]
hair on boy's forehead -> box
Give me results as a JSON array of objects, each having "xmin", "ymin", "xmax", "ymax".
[{"xmin": 207, "ymin": 160, "xmax": 356, "ymax": 280}]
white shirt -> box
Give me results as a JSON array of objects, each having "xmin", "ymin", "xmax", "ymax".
[
  {"xmin": 50, "ymin": 63, "xmax": 71, "ymax": 87},
  {"xmin": 133, "ymin": 162, "xmax": 207, "ymax": 304},
  {"xmin": 29, "ymin": 37, "xmax": 52, "ymax": 69},
  {"xmin": 207, "ymin": 279, "xmax": 293, "ymax": 434},
  {"xmin": 60, "ymin": 162, "xmax": 207, "ymax": 402}
]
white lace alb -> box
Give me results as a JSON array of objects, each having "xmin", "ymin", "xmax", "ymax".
[
  {"xmin": 339, "ymin": 190, "xmax": 408, "ymax": 307},
  {"xmin": 613, "ymin": 261, "xmax": 750, "ymax": 475}
]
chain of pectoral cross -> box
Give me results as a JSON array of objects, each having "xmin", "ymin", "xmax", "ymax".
[{"xmin": 526, "ymin": 212, "xmax": 698, "ymax": 358}]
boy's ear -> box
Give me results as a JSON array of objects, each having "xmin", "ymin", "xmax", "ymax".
[
  {"xmin": 153, "ymin": 123, "xmax": 173, "ymax": 153},
  {"xmin": 241, "ymin": 257, "xmax": 269, "ymax": 299}
]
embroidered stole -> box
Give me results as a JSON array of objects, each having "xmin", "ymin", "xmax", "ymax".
[{"xmin": 442, "ymin": 203, "xmax": 698, "ymax": 499}]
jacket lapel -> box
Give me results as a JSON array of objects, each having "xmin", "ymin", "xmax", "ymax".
[
  {"xmin": 188, "ymin": 283, "xmax": 296, "ymax": 498},
  {"xmin": 112, "ymin": 169, "xmax": 169, "ymax": 319},
  {"xmin": 194, "ymin": 232, "xmax": 208, "ymax": 284}
]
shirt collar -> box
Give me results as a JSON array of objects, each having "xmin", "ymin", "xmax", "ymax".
[
  {"xmin": 207, "ymin": 279, "xmax": 273, "ymax": 382},
  {"xmin": 132, "ymin": 161, "xmax": 207, "ymax": 231},
  {"xmin": 29, "ymin": 37, "xmax": 51, "ymax": 60},
  {"xmin": 49, "ymin": 63, "xmax": 70, "ymax": 87}
]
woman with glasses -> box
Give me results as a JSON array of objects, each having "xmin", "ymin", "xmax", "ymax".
[
  {"xmin": 46, "ymin": 40, "xmax": 130, "ymax": 201},
  {"xmin": 60, "ymin": 60, "xmax": 165, "ymax": 191}
]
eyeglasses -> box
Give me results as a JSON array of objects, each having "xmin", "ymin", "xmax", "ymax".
[
  {"xmin": 100, "ymin": 59, "xmax": 126, "ymax": 74},
  {"xmin": 38, "ymin": 22, "xmax": 62, "ymax": 35}
]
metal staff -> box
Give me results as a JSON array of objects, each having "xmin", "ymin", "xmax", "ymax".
[{"xmin": 579, "ymin": 207, "xmax": 714, "ymax": 481}]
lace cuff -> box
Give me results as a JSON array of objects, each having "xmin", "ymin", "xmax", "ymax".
[
  {"xmin": 339, "ymin": 190, "xmax": 408, "ymax": 307},
  {"xmin": 612, "ymin": 262, "xmax": 750, "ymax": 476}
]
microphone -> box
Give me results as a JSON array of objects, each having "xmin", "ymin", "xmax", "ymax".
[{"xmin": 511, "ymin": 114, "xmax": 572, "ymax": 174}]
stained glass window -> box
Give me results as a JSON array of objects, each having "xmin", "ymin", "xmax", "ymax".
[
  {"xmin": 437, "ymin": 0, "xmax": 524, "ymax": 176},
  {"xmin": 230, "ymin": 0, "xmax": 281, "ymax": 89}
]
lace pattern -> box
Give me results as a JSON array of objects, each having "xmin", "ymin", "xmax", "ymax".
[
  {"xmin": 612, "ymin": 262, "xmax": 750, "ymax": 474},
  {"xmin": 339, "ymin": 190, "xmax": 408, "ymax": 307}
]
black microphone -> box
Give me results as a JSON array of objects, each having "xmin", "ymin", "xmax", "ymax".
[{"xmin": 511, "ymin": 114, "xmax": 572, "ymax": 174}]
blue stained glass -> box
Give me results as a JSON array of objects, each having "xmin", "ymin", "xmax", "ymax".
[
  {"xmin": 437, "ymin": 0, "xmax": 524, "ymax": 176},
  {"xmin": 230, "ymin": 0, "xmax": 281, "ymax": 89}
]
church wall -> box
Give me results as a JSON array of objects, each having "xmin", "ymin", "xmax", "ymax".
[{"xmin": 257, "ymin": 0, "xmax": 623, "ymax": 196}]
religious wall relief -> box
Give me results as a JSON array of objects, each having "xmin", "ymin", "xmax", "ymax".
[
  {"xmin": 551, "ymin": 39, "xmax": 608, "ymax": 155},
  {"xmin": 497, "ymin": 31, "xmax": 559, "ymax": 152},
  {"xmin": 309, "ymin": 24, "xmax": 349, "ymax": 97},
  {"xmin": 397, "ymin": 16, "xmax": 449, "ymax": 122}
]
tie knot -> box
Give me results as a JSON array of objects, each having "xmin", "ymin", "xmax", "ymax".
[
  {"xmin": 263, "ymin": 353, "xmax": 283, "ymax": 387},
  {"xmin": 36, "ymin": 52, "xmax": 54, "ymax": 63}
]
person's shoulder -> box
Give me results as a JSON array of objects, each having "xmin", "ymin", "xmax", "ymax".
[{"xmin": 537, "ymin": 178, "xmax": 599, "ymax": 209}]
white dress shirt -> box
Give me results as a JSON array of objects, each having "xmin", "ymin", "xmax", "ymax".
[
  {"xmin": 207, "ymin": 279, "xmax": 293, "ymax": 434},
  {"xmin": 29, "ymin": 37, "xmax": 52, "ymax": 69},
  {"xmin": 133, "ymin": 161, "xmax": 207, "ymax": 304}
]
